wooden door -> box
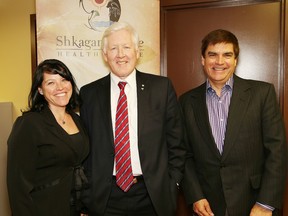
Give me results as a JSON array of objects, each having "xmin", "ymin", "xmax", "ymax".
[{"xmin": 161, "ymin": 1, "xmax": 283, "ymax": 98}]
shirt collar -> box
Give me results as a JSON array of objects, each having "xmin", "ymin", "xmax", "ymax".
[
  {"xmin": 110, "ymin": 69, "xmax": 136, "ymax": 88},
  {"xmin": 206, "ymin": 76, "xmax": 234, "ymax": 93}
]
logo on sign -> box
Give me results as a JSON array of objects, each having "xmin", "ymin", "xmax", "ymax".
[{"xmin": 79, "ymin": 0, "xmax": 121, "ymax": 31}]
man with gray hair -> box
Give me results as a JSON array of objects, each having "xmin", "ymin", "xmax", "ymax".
[{"xmin": 80, "ymin": 22, "xmax": 185, "ymax": 216}]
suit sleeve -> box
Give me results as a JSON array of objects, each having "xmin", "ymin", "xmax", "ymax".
[
  {"xmin": 7, "ymin": 116, "xmax": 37, "ymax": 216},
  {"xmin": 257, "ymin": 84, "xmax": 287, "ymax": 208},
  {"xmin": 179, "ymin": 95, "xmax": 205, "ymax": 205},
  {"xmin": 79, "ymin": 87, "xmax": 93, "ymax": 210},
  {"xmin": 166, "ymin": 79, "xmax": 186, "ymax": 184}
]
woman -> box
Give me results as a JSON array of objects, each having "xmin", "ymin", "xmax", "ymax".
[{"xmin": 7, "ymin": 59, "xmax": 89, "ymax": 216}]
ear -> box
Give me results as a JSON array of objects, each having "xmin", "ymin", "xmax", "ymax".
[
  {"xmin": 102, "ymin": 50, "xmax": 108, "ymax": 62},
  {"xmin": 136, "ymin": 48, "xmax": 140, "ymax": 59},
  {"xmin": 201, "ymin": 56, "xmax": 205, "ymax": 66},
  {"xmin": 38, "ymin": 87, "xmax": 43, "ymax": 95}
]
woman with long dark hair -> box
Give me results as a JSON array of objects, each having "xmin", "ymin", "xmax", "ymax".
[{"xmin": 7, "ymin": 59, "xmax": 89, "ymax": 216}]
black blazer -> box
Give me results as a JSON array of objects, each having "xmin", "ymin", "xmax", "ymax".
[
  {"xmin": 7, "ymin": 106, "xmax": 89, "ymax": 216},
  {"xmin": 180, "ymin": 75, "xmax": 287, "ymax": 216},
  {"xmin": 80, "ymin": 70, "xmax": 186, "ymax": 216}
]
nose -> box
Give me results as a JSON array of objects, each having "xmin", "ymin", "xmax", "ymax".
[
  {"xmin": 117, "ymin": 47, "xmax": 125, "ymax": 58},
  {"xmin": 216, "ymin": 55, "xmax": 224, "ymax": 64},
  {"xmin": 56, "ymin": 82, "xmax": 64, "ymax": 90}
]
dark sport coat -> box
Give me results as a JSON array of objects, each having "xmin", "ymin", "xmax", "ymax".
[
  {"xmin": 80, "ymin": 70, "xmax": 186, "ymax": 216},
  {"xmin": 7, "ymin": 106, "xmax": 89, "ymax": 216},
  {"xmin": 180, "ymin": 75, "xmax": 287, "ymax": 216}
]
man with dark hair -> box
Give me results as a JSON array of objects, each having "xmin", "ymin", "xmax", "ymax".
[{"xmin": 180, "ymin": 29, "xmax": 287, "ymax": 216}]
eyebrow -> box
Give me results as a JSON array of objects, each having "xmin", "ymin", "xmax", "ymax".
[
  {"xmin": 223, "ymin": 52, "xmax": 234, "ymax": 55},
  {"xmin": 207, "ymin": 51, "xmax": 234, "ymax": 55},
  {"xmin": 43, "ymin": 79, "xmax": 55, "ymax": 82}
]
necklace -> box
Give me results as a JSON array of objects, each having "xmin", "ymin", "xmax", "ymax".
[{"xmin": 61, "ymin": 113, "xmax": 67, "ymax": 124}]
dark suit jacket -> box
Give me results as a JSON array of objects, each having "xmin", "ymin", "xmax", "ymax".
[
  {"xmin": 179, "ymin": 75, "xmax": 287, "ymax": 216},
  {"xmin": 7, "ymin": 106, "xmax": 89, "ymax": 216},
  {"xmin": 79, "ymin": 70, "xmax": 186, "ymax": 216}
]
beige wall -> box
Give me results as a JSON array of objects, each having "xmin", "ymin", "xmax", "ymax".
[
  {"xmin": 0, "ymin": 1, "xmax": 35, "ymax": 214},
  {"xmin": 0, "ymin": 0, "xmax": 36, "ymax": 120},
  {"xmin": 0, "ymin": 102, "xmax": 13, "ymax": 215}
]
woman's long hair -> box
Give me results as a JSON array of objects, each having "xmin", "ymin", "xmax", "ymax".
[{"xmin": 25, "ymin": 59, "xmax": 80, "ymax": 113}]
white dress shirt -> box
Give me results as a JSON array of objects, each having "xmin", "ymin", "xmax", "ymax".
[{"xmin": 110, "ymin": 70, "xmax": 143, "ymax": 176}]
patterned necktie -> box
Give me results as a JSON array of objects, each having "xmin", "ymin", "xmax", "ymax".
[{"xmin": 114, "ymin": 82, "xmax": 134, "ymax": 192}]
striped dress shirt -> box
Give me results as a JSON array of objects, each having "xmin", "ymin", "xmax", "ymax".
[
  {"xmin": 206, "ymin": 77, "xmax": 233, "ymax": 154},
  {"xmin": 205, "ymin": 76, "xmax": 274, "ymax": 211}
]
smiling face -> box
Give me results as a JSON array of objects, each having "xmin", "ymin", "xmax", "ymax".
[
  {"xmin": 102, "ymin": 29, "xmax": 139, "ymax": 79},
  {"xmin": 202, "ymin": 42, "xmax": 237, "ymax": 90},
  {"xmin": 38, "ymin": 72, "xmax": 72, "ymax": 110}
]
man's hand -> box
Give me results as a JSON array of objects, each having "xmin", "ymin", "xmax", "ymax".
[
  {"xmin": 193, "ymin": 199, "xmax": 214, "ymax": 216},
  {"xmin": 250, "ymin": 204, "xmax": 272, "ymax": 216}
]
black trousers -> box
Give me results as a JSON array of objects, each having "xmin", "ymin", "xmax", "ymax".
[{"xmin": 104, "ymin": 176, "xmax": 157, "ymax": 216}]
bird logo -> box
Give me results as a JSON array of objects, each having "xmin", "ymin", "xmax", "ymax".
[{"xmin": 79, "ymin": 0, "xmax": 121, "ymax": 31}]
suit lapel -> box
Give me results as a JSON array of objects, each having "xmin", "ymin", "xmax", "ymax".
[
  {"xmin": 98, "ymin": 75, "xmax": 115, "ymax": 148},
  {"xmin": 41, "ymin": 107, "xmax": 77, "ymax": 154},
  {"xmin": 191, "ymin": 84, "xmax": 221, "ymax": 158},
  {"xmin": 136, "ymin": 71, "xmax": 149, "ymax": 139},
  {"xmin": 98, "ymin": 75, "xmax": 112, "ymax": 127},
  {"xmin": 222, "ymin": 75, "xmax": 251, "ymax": 160},
  {"xmin": 70, "ymin": 112, "xmax": 90, "ymax": 161}
]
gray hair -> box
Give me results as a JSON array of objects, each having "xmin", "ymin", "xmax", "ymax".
[{"xmin": 101, "ymin": 22, "xmax": 139, "ymax": 53}]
